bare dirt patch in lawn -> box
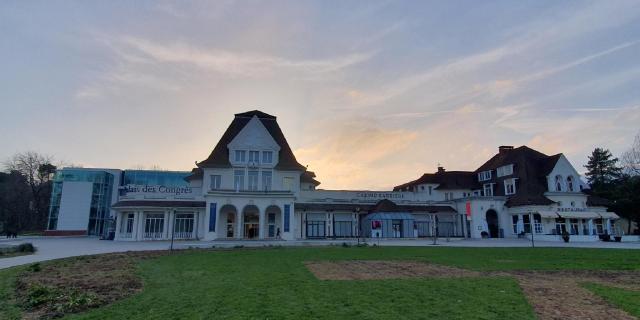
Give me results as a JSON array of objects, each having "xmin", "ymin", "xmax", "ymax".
[
  {"xmin": 306, "ymin": 260, "xmax": 640, "ymax": 320},
  {"xmin": 15, "ymin": 251, "xmax": 165, "ymax": 319},
  {"xmin": 305, "ymin": 260, "xmax": 480, "ymax": 280}
]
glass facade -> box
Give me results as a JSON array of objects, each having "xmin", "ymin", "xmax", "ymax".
[
  {"xmin": 122, "ymin": 170, "xmax": 190, "ymax": 187},
  {"xmin": 47, "ymin": 169, "xmax": 115, "ymax": 236}
]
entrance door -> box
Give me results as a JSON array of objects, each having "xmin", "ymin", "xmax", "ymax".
[
  {"xmin": 486, "ymin": 210, "xmax": 499, "ymax": 238},
  {"xmin": 226, "ymin": 213, "xmax": 235, "ymax": 238},
  {"xmin": 392, "ymin": 220, "xmax": 402, "ymax": 238},
  {"xmin": 268, "ymin": 213, "xmax": 276, "ymax": 238},
  {"xmin": 244, "ymin": 212, "xmax": 259, "ymax": 239}
]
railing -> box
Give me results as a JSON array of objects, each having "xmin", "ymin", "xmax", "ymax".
[
  {"xmin": 173, "ymin": 231, "xmax": 194, "ymax": 239},
  {"xmin": 119, "ymin": 232, "xmax": 133, "ymax": 239},
  {"xmin": 144, "ymin": 232, "xmax": 164, "ymax": 239},
  {"xmin": 534, "ymin": 223, "xmax": 543, "ymax": 234}
]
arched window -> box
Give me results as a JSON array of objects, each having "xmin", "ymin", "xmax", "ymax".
[
  {"xmin": 555, "ymin": 175, "xmax": 563, "ymax": 192},
  {"xmin": 566, "ymin": 176, "xmax": 574, "ymax": 192}
]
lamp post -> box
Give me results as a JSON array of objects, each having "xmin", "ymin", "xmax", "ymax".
[
  {"xmin": 529, "ymin": 212, "xmax": 535, "ymax": 248},
  {"xmin": 170, "ymin": 209, "xmax": 176, "ymax": 253}
]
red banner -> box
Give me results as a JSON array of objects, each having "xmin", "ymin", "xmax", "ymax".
[{"xmin": 465, "ymin": 202, "xmax": 471, "ymax": 217}]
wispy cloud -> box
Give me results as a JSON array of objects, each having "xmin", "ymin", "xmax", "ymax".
[{"xmin": 119, "ymin": 36, "xmax": 372, "ymax": 77}]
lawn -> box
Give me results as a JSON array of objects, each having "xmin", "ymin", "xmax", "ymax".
[{"xmin": 1, "ymin": 246, "xmax": 639, "ymax": 319}]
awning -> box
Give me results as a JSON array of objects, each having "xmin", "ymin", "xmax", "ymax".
[
  {"xmin": 598, "ymin": 212, "xmax": 620, "ymax": 219},
  {"xmin": 365, "ymin": 212, "xmax": 414, "ymax": 220},
  {"xmin": 536, "ymin": 211, "xmax": 559, "ymax": 219},
  {"xmin": 557, "ymin": 211, "xmax": 601, "ymax": 219}
]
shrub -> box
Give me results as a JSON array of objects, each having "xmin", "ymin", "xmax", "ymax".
[
  {"xmin": 27, "ymin": 263, "xmax": 41, "ymax": 272},
  {"xmin": 17, "ymin": 243, "xmax": 36, "ymax": 253}
]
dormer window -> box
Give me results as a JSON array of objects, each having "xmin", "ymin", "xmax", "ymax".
[
  {"xmin": 248, "ymin": 151, "xmax": 260, "ymax": 163},
  {"xmin": 483, "ymin": 183, "xmax": 493, "ymax": 196},
  {"xmin": 478, "ymin": 170, "xmax": 492, "ymax": 181},
  {"xmin": 555, "ymin": 175, "xmax": 563, "ymax": 192},
  {"xmin": 566, "ymin": 176, "xmax": 574, "ymax": 192},
  {"xmin": 504, "ymin": 178, "xmax": 516, "ymax": 195},
  {"xmin": 496, "ymin": 164, "xmax": 513, "ymax": 177},
  {"xmin": 262, "ymin": 151, "xmax": 273, "ymax": 164},
  {"xmin": 234, "ymin": 150, "xmax": 246, "ymax": 162}
]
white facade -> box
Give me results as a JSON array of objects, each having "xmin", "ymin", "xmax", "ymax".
[{"xmin": 48, "ymin": 111, "xmax": 620, "ymax": 242}]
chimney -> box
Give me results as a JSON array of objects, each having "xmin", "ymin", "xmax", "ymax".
[
  {"xmin": 437, "ymin": 166, "xmax": 445, "ymax": 173},
  {"xmin": 499, "ymin": 146, "xmax": 514, "ymax": 154}
]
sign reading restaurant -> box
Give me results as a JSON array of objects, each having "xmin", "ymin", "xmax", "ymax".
[
  {"xmin": 356, "ymin": 192, "xmax": 405, "ymax": 199},
  {"xmin": 120, "ymin": 185, "xmax": 193, "ymax": 195}
]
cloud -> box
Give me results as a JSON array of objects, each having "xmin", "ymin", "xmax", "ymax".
[{"xmin": 119, "ymin": 36, "xmax": 372, "ymax": 77}]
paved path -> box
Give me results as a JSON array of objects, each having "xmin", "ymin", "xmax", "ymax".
[{"xmin": 1, "ymin": 237, "xmax": 638, "ymax": 270}]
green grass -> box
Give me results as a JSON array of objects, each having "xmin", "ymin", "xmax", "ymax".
[
  {"xmin": 583, "ymin": 283, "xmax": 640, "ymax": 317},
  {"xmin": 0, "ymin": 267, "xmax": 22, "ymax": 319},
  {"xmin": 1, "ymin": 246, "xmax": 639, "ymax": 319}
]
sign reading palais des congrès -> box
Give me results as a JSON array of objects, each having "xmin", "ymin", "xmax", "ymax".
[{"xmin": 121, "ymin": 185, "xmax": 193, "ymax": 195}]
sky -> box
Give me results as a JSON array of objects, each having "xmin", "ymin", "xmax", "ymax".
[{"xmin": 1, "ymin": 0, "xmax": 639, "ymax": 190}]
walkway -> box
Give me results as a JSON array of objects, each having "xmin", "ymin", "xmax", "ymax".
[{"xmin": 1, "ymin": 236, "xmax": 638, "ymax": 269}]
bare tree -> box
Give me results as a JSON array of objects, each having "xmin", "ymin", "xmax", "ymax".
[
  {"xmin": 622, "ymin": 131, "xmax": 640, "ymax": 176},
  {"xmin": 4, "ymin": 151, "xmax": 57, "ymax": 231}
]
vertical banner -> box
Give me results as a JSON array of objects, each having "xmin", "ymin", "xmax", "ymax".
[
  {"xmin": 209, "ymin": 203, "xmax": 217, "ymax": 232},
  {"xmin": 465, "ymin": 202, "xmax": 471, "ymax": 217},
  {"xmin": 284, "ymin": 204, "xmax": 290, "ymax": 232}
]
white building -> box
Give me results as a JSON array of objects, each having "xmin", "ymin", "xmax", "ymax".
[{"xmin": 46, "ymin": 110, "xmax": 619, "ymax": 242}]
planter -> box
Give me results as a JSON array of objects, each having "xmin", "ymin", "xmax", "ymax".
[{"xmin": 614, "ymin": 236, "xmax": 622, "ymax": 242}]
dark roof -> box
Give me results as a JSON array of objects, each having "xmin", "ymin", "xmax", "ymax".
[
  {"xmin": 581, "ymin": 189, "xmax": 612, "ymax": 207},
  {"xmin": 301, "ymin": 171, "xmax": 321, "ymax": 186},
  {"xmin": 197, "ymin": 110, "xmax": 306, "ymax": 171},
  {"xmin": 184, "ymin": 168, "xmax": 203, "ymax": 181},
  {"xmin": 475, "ymin": 146, "xmax": 560, "ymax": 207},
  {"xmin": 294, "ymin": 200, "xmax": 456, "ymax": 214},
  {"xmin": 393, "ymin": 170, "xmax": 479, "ymax": 191},
  {"xmin": 112, "ymin": 200, "xmax": 206, "ymax": 208}
]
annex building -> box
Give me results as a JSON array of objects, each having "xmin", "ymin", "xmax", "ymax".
[{"xmin": 46, "ymin": 110, "xmax": 619, "ymax": 242}]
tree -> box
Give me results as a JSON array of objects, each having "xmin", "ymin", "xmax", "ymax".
[
  {"xmin": 3, "ymin": 151, "xmax": 57, "ymax": 232},
  {"xmin": 584, "ymin": 148, "xmax": 622, "ymax": 191},
  {"xmin": 622, "ymin": 131, "xmax": 640, "ymax": 176}
]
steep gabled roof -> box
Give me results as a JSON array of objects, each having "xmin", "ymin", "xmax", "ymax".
[
  {"xmin": 197, "ymin": 110, "xmax": 306, "ymax": 171},
  {"xmin": 393, "ymin": 170, "xmax": 479, "ymax": 191}
]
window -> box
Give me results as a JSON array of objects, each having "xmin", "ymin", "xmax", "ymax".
[
  {"xmin": 504, "ymin": 178, "xmax": 516, "ymax": 195},
  {"xmin": 555, "ymin": 175, "xmax": 563, "ymax": 191},
  {"xmin": 570, "ymin": 219, "xmax": 579, "ymax": 235},
  {"xmin": 144, "ymin": 213, "xmax": 164, "ymax": 239},
  {"xmin": 234, "ymin": 150, "xmax": 246, "ymax": 162},
  {"xmin": 555, "ymin": 218, "xmax": 566, "ymax": 234},
  {"xmin": 523, "ymin": 214, "xmax": 531, "ymax": 233},
  {"xmin": 566, "ymin": 176, "xmax": 574, "ymax": 192},
  {"xmin": 262, "ymin": 151, "xmax": 273, "ymax": 164},
  {"xmin": 283, "ymin": 176, "xmax": 294, "ymax": 191},
  {"xmin": 512, "ymin": 215, "xmax": 519, "ymax": 234},
  {"xmin": 478, "ymin": 170, "xmax": 492, "ymax": 181},
  {"xmin": 234, "ymin": 170, "xmax": 245, "ymax": 191},
  {"xmin": 420, "ymin": 186, "xmax": 425, "ymax": 191},
  {"xmin": 496, "ymin": 164, "xmax": 513, "ymax": 177},
  {"xmin": 445, "ymin": 193, "xmax": 449, "ymax": 200},
  {"xmin": 428, "ymin": 186, "xmax": 432, "ymax": 195},
  {"xmin": 533, "ymin": 214, "xmax": 542, "ymax": 233},
  {"xmin": 210, "ymin": 175, "xmax": 221, "ymax": 190},
  {"xmin": 248, "ymin": 170, "xmax": 259, "ymax": 191},
  {"xmin": 483, "ymin": 183, "xmax": 493, "ymax": 196},
  {"xmin": 262, "ymin": 171, "xmax": 272, "ymax": 191},
  {"xmin": 249, "ymin": 151, "xmax": 260, "ymax": 163},
  {"xmin": 594, "ymin": 218, "xmax": 604, "ymax": 234}
]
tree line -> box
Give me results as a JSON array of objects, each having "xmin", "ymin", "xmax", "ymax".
[
  {"xmin": 0, "ymin": 152, "xmax": 56, "ymax": 235},
  {"xmin": 584, "ymin": 131, "xmax": 640, "ymax": 235}
]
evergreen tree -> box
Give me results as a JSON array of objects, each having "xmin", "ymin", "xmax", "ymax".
[{"xmin": 584, "ymin": 148, "xmax": 622, "ymax": 191}]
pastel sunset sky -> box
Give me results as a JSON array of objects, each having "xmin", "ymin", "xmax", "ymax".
[{"xmin": 1, "ymin": 1, "xmax": 639, "ymax": 190}]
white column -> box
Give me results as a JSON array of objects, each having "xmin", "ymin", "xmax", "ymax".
[
  {"xmin": 193, "ymin": 212, "xmax": 199, "ymax": 240},
  {"xmin": 136, "ymin": 211, "xmax": 145, "ymax": 240},
  {"xmin": 114, "ymin": 211, "xmax": 122, "ymax": 240},
  {"xmin": 606, "ymin": 219, "xmax": 613, "ymax": 234},
  {"xmin": 237, "ymin": 210, "xmax": 243, "ymax": 239},
  {"xmin": 588, "ymin": 219, "xmax": 594, "ymax": 236},
  {"xmin": 163, "ymin": 211, "xmax": 170, "ymax": 239}
]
